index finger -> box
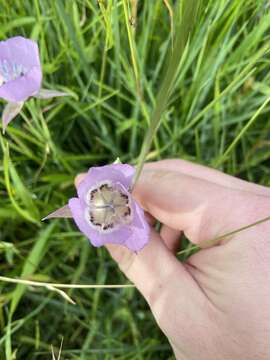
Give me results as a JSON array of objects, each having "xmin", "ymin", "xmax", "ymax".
[
  {"xmin": 132, "ymin": 168, "xmax": 258, "ymax": 245},
  {"xmin": 142, "ymin": 159, "xmax": 270, "ymax": 196}
]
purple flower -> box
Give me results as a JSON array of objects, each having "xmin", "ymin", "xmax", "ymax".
[
  {"xmin": 0, "ymin": 36, "xmax": 68, "ymax": 132},
  {"xmin": 0, "ymin": 36, "xmax": 42, "ymax": 103},
  {"xmin": 44, "ymin": 164, "xmax": 150, "ymax": 252}
]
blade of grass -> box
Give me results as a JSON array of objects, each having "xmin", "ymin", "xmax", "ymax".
[
  {"xmin": 122, "ymin": 0, "xmax": 141, "ymax": 97},
  {"xmin": 0, "ymin": 137, "xmax": 40, "ymax": 225},
  {"xmin": 215, "ymin": 94, "xmax": 270, "ymax": 166},
  {"xmin": 131, "ymin": 0, "xmax": 201, "ymax": 189},
  {"xmin": 0, "ymin": 276, "xmax": 135, "ymax": 289},
  {"xmin": 10, "ymin": 222, "xmax": 57, "ymax": 315}
]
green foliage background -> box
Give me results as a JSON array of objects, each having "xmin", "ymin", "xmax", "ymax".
[{"xmin": 0, "ymin": 0, "xmax": 270, "ymax": 359}]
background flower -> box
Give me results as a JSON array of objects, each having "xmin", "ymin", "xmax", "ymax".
[
  {"xmin": 0, "ymin": 36, "xmax": 67, "ymax": 132},
  {"xmin": 0, "ymin": 36, "xmax": 42, "ymax": 103}
]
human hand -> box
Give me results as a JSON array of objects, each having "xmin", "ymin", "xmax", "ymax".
[{"xmin": 76, "ymin": 159, "xmax": 270, "ymax": 360}]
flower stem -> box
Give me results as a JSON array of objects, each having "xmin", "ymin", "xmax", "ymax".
[{"xmin": 131, "ymin": 0, "xmax": 201, "ymax": 190}]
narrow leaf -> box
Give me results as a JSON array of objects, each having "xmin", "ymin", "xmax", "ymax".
[
  {"xmin": 10, "ymin": 222, "xmax": 57, "ymax": 315},
  {"xmin": 131, "ymin": 0, "xmax": 201, "ymax": 188}
]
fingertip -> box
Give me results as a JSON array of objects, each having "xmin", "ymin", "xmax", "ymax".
[{"xmin": 74, "ymin": 173, "xmax": 87, "ymax": 188}]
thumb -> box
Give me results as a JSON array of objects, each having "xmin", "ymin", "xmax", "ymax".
[
  {"xmin": 106, "ymin": 230, "xmax": 202, "ymax": 318},
  {"xmin": 107, "ymin": 233, "xmax": 214, "ymax": 360},
  {"xmin": 74, "ymin": 173, "xmax": 198, "ymax": 305}
]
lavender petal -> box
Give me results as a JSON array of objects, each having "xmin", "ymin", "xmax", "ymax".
[
  {"xmin": 0, "ymin": 36, "xmax": 41, "ymax": 72},
  {"xmin": 78, "ymin": 164, "xmax": 134, "ymax": 204},
  {"xmin": 124, "ymin": 201, "xmax": 150, "ymax": 251},
  {"xmin": 0, "ymin": 67, "xmax": 42, "ymax": 102}
]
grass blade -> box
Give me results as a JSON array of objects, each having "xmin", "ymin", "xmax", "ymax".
[
  {"xmin": 10, "ymin": 222, "xmax": 57, "ymax": 315},
  {"xmin": 131, "ymin": 0, "xmax": 201, "ymax": 188}
]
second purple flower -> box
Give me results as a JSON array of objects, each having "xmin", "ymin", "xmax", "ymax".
[{"xmin": 0, "ymin": 36, "xmax": 67, "ymax": 132}]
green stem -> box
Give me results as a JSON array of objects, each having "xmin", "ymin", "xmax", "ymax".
[{"xmin": 131, "ymin": 0, "xmax": 201, "ymax": 189}]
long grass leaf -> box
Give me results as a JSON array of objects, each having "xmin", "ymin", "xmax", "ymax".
[
  {"xmin": 131, "ymin": 0, "xmax": 201, "ymax": 188},
  {"xmin": 10, "ymin": 222, "xmax": 56, "ymax": 315}
]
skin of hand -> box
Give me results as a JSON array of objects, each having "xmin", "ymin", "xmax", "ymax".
[{"xmin": 75, "ymin": 159, "xmax": 270, "ymax": 360}]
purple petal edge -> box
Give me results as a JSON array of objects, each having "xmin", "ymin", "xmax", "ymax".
[
  {"xmin": 124, "ymin": 201, "xmax": 150, "ymax": 251},
  {"xmin": 0, "ymin": 67, "xmax": 42, "ymax": 102}
]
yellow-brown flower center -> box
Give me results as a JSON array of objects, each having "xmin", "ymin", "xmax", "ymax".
[{"xmin": 86, "ymin": 182, "xmax": 132, "ymax": 233}]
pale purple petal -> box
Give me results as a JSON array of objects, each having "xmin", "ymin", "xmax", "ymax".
[
  {"xmin": 111, "ymin": 163, "xmax": 135, "ymax": 184},
  {"xmin": 0, "ymin": 37, "xmax": 42, "ymax": 102},
  {"xmin": 78, "ymin": 164, "xmax": 134, "ymax": 203},
  {"xmin": 124, "ymin": 201, "xmax": 150, "ymax": 251},
  {"xmin": 0, "ymin": 36, "xmax": 40, "ymax": 71},
  {"xmin": 0, "ymin": 67, "xmax": 42, "ymax": 102},
  {"xmin": 34, "ymin": 88, "xmax": 69, "ymax": 99},
  {"xmin": 2, "ymin": 101, "xmax": 24, "ymax": 133},
  {"xmin": 42, "ymin": 204, "xmax": 72, "ymax": 220},
  {"xmin": 68, "ymin": 198, "xmax": 129, "ymax": 247}
]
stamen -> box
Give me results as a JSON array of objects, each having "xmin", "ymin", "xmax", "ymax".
[{"xmin": 0, "ymin": 59, "xmax": 27, "ymax": 86}]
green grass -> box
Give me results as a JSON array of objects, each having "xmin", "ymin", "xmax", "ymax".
[{"xmin": 1, "ymin": 0, "xmax": 270, "ymax": 359}]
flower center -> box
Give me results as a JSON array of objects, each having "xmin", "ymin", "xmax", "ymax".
[
  {"xmin": 0, "ymin": 60, "xmax": 27, "ymax": 86},
  {"xmin": 85, "ymin": 182, "xmax": 133, "ymax": 233}
]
